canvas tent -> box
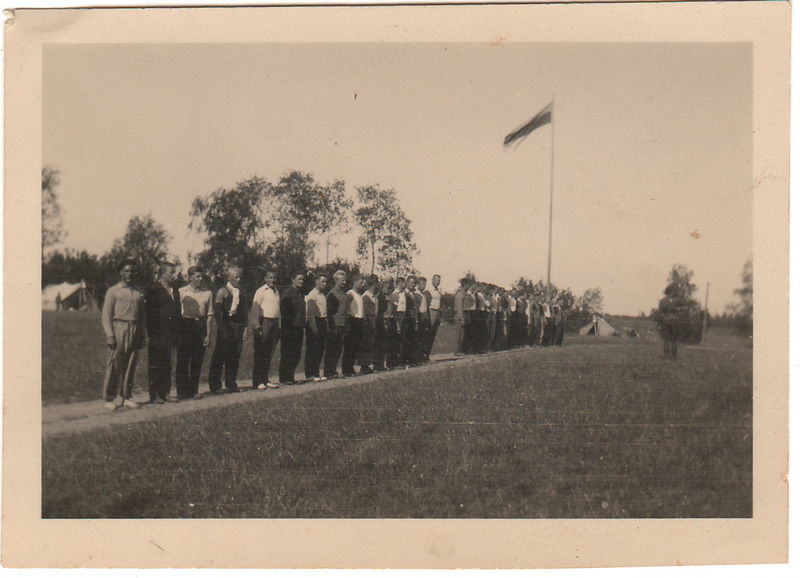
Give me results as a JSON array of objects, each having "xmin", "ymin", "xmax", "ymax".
[
  {"xmin": 578, "ymin": 317, "xmax": 618, "ymax": 337},
  {"xmin": 42, "ymin": 280, "xmax": 92, "ymax": 311}
]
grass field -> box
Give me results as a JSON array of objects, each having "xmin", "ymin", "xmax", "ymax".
[
  {"xmin": 42, "ymin": 327, "xmax": 752, "ymax": 518},
  {"xmin": 42, "ymin": 310, "xmax": 459, "ymax": 405}
]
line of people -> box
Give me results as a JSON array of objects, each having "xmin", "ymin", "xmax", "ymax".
[
  {"xmin": 99, "ymin": 258, "xmax": 446, "ymax": 409},
  {"xmin": 453, "ymin": 277, "xmax": 564, "ymax": 354}
]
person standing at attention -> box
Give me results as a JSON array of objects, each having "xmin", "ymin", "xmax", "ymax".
[
  {"xmin": 323, "ymin": 270, "xmax": 348, "ymax": 379},
  {"xmin": 208, "ymin": 264, "xmax": 248, "ymax": 394},
  {"xmin": 279, "ymin": 272, "xmax": 307, "ymax": 385},
  {"xmin": 145, "ymin": 260, "xmax": 180, "ymax": 404},
  {"xmin": 101, "ymin": 258, "xmax": 146, "ymax": 410},
  {"xmin": 304, "ymin": 273, "xmax": 328, "ymax": 382},
  {"xmin": 176, "ymin": 265, "xmax": 214, "ymax": 399},
  {"xmin": 251, "ymin": 270, "xmax": 281, "ymax": 389}
]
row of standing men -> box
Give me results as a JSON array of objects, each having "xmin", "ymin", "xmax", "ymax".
[
  {"xmin": 453, "ymin": 277, "xmax": 565, "ymax": 354},
  {"xmin": 99, "ymin": 258, "xmax": 446, "ymax": 408}
]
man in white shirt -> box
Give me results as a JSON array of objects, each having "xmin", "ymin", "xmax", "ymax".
[
  {"xmin": 413, "ymin": 277, "xmax": 431, "ymax": 364},
  {"xmin": 358, "ymin": 274, "xmax": 379, "ymax": 374},
  {"xmin": 389, "ymin": 277, "xmax": 407, "ymax": 368},
  {"xmin": 424, "ymin": 274, "xmax": 442, "ymax": 359},
  {"xmin": 250, "ymin": 270, "xmax": 281, "ymax": 389},
  {"xmin": 304, "ymin": 273, "xmax": 328, "ymax": 382},
  {"xmin": 342, "ymin": 274, "xmax": 365, "ymax": 377},
  {"xmin": 176, "ymin": 266, "xmax": 214, "ymax": 399}
]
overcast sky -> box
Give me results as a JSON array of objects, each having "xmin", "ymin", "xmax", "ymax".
[{"xmin": 43, "ymin": 43, "xmax": 751, "ymax": 315}]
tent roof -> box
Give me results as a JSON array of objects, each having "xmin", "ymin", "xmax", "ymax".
[
  {"xmin": 42, "ymin": 281, "xmax": 84, "ymax": 302},
  {"xmin": 578, "ymin": 317, "xmax": 618, "ymax": 336}
]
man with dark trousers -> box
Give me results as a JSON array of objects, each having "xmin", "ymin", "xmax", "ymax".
[
  {"xmin": 251, "ymin": 270, "xmax": 281, "ymax": 389},
  {"xmin": 304, "ymin": 273, "xmax": 328, "ymax": 382},
  {"xmin": 373, "ymin": 274, "xmax": 394, "ymax": 371},
  {"xmin": 402, "ymin": 275, "xmax": 418, "ymax": 366},
  {"xmin": 323, "ymin": 270, "xmax": 348, "ymax": 379},
  {"xmin": 176, "ymin": 265, "xmax": 214, "ymax": 399},
  {"xmin": 279, "ymin": 272, "xmax": 306, "ymax": 385},
  {"xmin": 389, "ymin": 276, "xmax": 407, "ymax": 368},
  {"xmin": 208, "ymin": 264, "xmax": 248, "ymax": 394},
  {"xmin": 358, "ymin": 274, "xmax": 379, "ymax": 374},
  {"xmin": 342, "ymin": 274, "xmax": 365, "ymax": 376},
  {"xmin": 145, "ymin": 260, "xmax": 180, "ymax": 404},
  {"xmin": 413, "ymin": 276, "xmax": 431, "ymax": 364}
]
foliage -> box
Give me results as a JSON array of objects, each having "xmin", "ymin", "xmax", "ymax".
[
  {"xmin": 42, "ymin": 166, "xmax": 66, "ymax": 257},
  {"xmin": 577, "ymin": 287, "xmax": 604, "ymax": 315},
  {"xmin": 105, "ymin": 214, "xmax": 176, "ymax": 286},
  {"xmin": 354, "ymin": 185, "xmax": 418, "ymax": 275},
  {"xmin": 190, "ymin": 171, "xmax": 352, "ymax": 288},
  {"xmin": 728, "ymin": 259, "xmax": 753, "ymax": 338}
]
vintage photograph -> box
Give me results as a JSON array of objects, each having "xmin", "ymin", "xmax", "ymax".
[
  {"xmin": 3, "ymin": 2, "xmax": 789, "ymax": 569},
  {"xmin": 39, "ymin": 40, "xmax": 753, "ymax": 519}
]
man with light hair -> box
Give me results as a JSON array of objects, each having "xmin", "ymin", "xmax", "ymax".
[
  {"xmin": 358, "ymin": 274, "xmax": 379, "ymax": 374},
  {"xmin": 342, "ymin": 273, "xmax": 366, "ymax": 377},
  {"xmin": 279, "ymin": 272, "xmax": 307, "ymax": 385},
  {"xmin": 208, "ymin": 264, "xmax": 248, "ymax": 394},
  {"xmin": 324, "ymin": 270, "xmax": 348, "ymax": 379},
  {"xmin": 145, "ymin": 260, "xmax": 180, "ymax": 404},
  {"xmin": 372, "ymin": 274, "xmax": 394, "ymax": 371}
]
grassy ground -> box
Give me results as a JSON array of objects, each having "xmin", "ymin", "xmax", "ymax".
[
  {"xmin": 42, "ymin": 328, "xmax": 752, "ymax": 518},
  {"xmin": 42, "ymin": 311, "xmax": 459, "ymax": 405}
]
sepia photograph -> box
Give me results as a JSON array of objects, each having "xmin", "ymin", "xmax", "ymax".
[{"xmin": 3, "ymin": 2, "xmax": 790, "ymax": 569}]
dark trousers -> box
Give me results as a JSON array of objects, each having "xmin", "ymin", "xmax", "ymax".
[
  {"xmin": 209, "ymin": 323, "xmax": 245, "ymax": 391},
  {"xmin": 148, "ymin": 335, "xmax": 173, "ymax": 401},
  {"xmin": 324, "ymin": 325, "xmax": 346, "ymax": 377},
  {"xmin": 304, "ymin": 318, "xmax": 327, "ymax": 379},
  {"xmin": 495, "ymin": 319, "xmax": 508, "ymax": 351},
  {"xmin": 176, "ymin": 319, "xmax": 206, "ymax": 398},
  {"xmin": 358, "ymin": 317, "xmax": 376, "ymax": 369},
  {"xmin": 456, "ymin": 318, "xmax": 466, "ymax": 353},
  {"xmin": 252, "ymin": 317, "xmax": 279, "ymax": 386},
  {"xmin": 426, "ymin": 310, "xmax": 441, "ymax": 357},
  {"xmin": 387, "ymin": 316, "xmax": 403, "ymax": 368},
  {"xmin": 401, "ymin": 316, "xmax": 416, "ymax": 364},
  {"xmin": 279, "ymin": 326, "xmax": 304, "ymax": 383},
  {"xmin": 373, "ymin": 319, "xmax": 390, "ymax": 369},
  {"xmin": 413, "ymin": 317, "xmax": 430, "ymax": 363},
  {"xmin": 342, "ymin": 317, "xmax": 363, "ymax": 375}
]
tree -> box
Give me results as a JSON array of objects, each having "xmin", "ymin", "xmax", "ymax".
[
  {"xmin": 190, "ymin": 176, "xmax": 270, "ymax": 286},
  {"xmin": 190, "ymin": 171, "xmax": 351, "ymax": 287},
  {"xmin": 106, "ymin": 214, "xmax": 176, "ymax": 285},
  {"xmin": 354, "ymin": 185, "xmax": 418, "ymax": 275},
  {"xmin": 654, "ymin": 264, "xmax": 704, "ymax": 343},
  {"xmin": 42, "ymin": 166, "xmax": 66, "ymax": 257},
  {"xmin": 730, "ymin": 259, "xmax": 753, "ymax": 337},
  {"xmin": 577, "ymin": 287, "xmax": 604, "ymax": 315}
]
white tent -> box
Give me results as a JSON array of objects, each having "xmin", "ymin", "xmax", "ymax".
[
  {"xmin": 578, "ymin": 317, "xmax": 618, "ymax": 337},
  {"xmin": 42, "ymin": 281, "xmax": 87, "ymax": 311}
]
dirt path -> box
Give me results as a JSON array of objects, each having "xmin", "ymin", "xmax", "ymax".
[{"xmin": 42, "ymin": 349, "xmax": 536, "ymax": 437}]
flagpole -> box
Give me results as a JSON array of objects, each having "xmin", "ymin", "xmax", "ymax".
[{"xmin": 545, "ymin": 99, "xmax": 555, "ymax": 301}]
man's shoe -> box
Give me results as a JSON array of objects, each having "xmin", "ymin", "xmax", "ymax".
[
  {"xmin": 192, "ymin": 393, "xmax": 204, "ymax": 400},
  {"xmin": 319, "ymin": 376, "xmax": 328, "ymax": 382},
  {"xmin": 257, "ymin": 383, "xmax": 267, "ymax": 390},
  {"xmin": 152, "ymin": 398, "xmax": 166, "ymax": 405},
  {"xmin": 266, "ymin": 382, "xmax": 279, "ymax": 389},
  {"xmin": 312, "ymin": 376, "xmax": 322, "ymax": 382},
  {"xmin": 225, "ymin": 385, "xmax": 241, "ymax": 393},
  {"xmin": 208, "ymin": 389, "xmax": 224, "ymax": 396},
  {"xmin": 164, "ymin": 396, "xmax": 180, "ymax": 403},
  {"xmin": 104, "ymin": 401, "xmax": 117, "ymax": 411},
  {"xmin": 122, "ymin": 398, "xmax": 140, "ymax": 409}
]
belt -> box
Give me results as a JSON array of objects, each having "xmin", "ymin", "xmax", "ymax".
[
  {"xmin": 182, "ymin": 316, "xmax": 205, "ymax": 321},
  {"xmin": 259, "ymin": 316, "xmax": 279, "ymax": 321},
  {"xmin": 113, "ymin": 319, "xmax": 139, "ymax": 323},
  {"xmin": 430, "ymin": 308, "xmax": 440, "ymax": 311}
]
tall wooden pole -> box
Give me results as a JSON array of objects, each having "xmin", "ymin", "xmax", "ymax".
[
  {"xmin": 702, "ymin": 282, "xmax": 710, "ymax": 342},
  {"xmin": 546, "ymin": 100, "xmax": 555, "ymax": 301}
]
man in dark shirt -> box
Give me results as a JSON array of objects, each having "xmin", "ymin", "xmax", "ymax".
[
  {"xmin": 145, "ymin": 261, "xmax": 180, "ymax": 403},
  {"xmin": 209, "ymin": 265, "xmax": 248, "ymax": 393},
  {"xmin": 323, "ymin": 270, "xmax": 348, "ymax": 379},
  {"xmin": 279, "ymin": 272, "xmax": 307, "ymax": 385}
]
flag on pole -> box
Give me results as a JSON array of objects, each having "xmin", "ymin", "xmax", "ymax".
[{"xmin": 503, "ymin": 101, "xmax": 553, "ymax": 147}]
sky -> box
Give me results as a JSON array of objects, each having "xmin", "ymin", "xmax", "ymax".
[{"xmin": 43, "ymin": 42, "xmax": 752, "ymax": 315}]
